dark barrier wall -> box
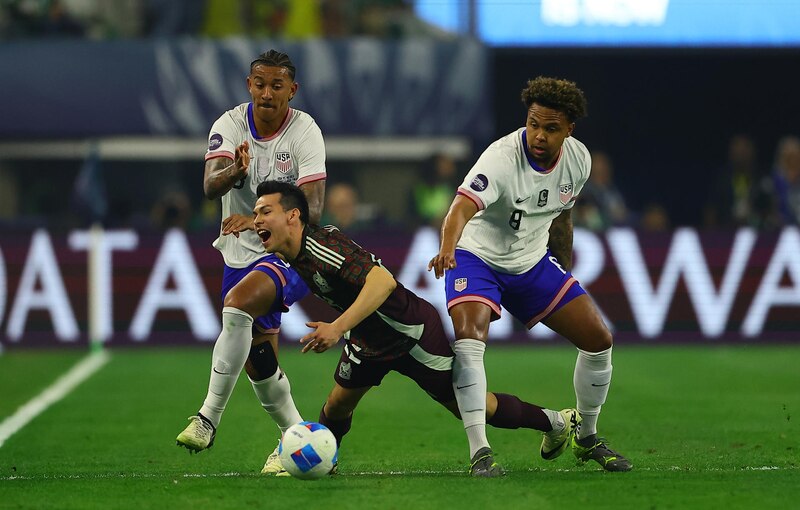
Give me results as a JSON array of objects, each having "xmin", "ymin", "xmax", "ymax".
[
  {"xmin": 1, "ymin": 225, "xmax": 798, "ymax": 348},
  {"xmin": 493, "ymin": 48, "xmax": 800, "ymax": 226}
]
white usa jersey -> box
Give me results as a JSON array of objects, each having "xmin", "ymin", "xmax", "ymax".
[
  {"xmin": 205, "ymin": 103, "xmax": 327, "ymax": 268},
  {"xmin": 456, "ymin": 128, "xmax": 591, "ymax": 274}
]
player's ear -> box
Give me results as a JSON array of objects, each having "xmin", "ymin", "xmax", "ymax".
[
  {"xmin": 289, "ymin": 82, "xmax": 299, "ymax": 101},
  {"xmin": 567, "ymin": 122, "xmax": 575, "ymax": 137}
]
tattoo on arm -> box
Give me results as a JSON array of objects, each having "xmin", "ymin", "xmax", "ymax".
[
  {"xmin": 548, "ymin": 212, "xmax": 574, "ymax": 271},
  {"xmin": 204, "ymin": 158, "xmax": 242, "ymax": 200}
]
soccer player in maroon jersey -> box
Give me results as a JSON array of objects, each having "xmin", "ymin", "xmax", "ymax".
[{"xmin": 251, "ymin": 180, "xmax": 580, "ymax": 476}]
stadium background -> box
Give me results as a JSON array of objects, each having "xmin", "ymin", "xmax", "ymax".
[
  {"xmin": 0, "ymin": 2, "xmax": 799, "ymax": 508},
  {"xmin": 1, "ymin": 1, "xmax": 799, "ymax": 347}
]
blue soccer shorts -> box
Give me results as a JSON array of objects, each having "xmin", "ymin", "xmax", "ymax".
[
  {"xmin": 221, "ymin": 254, "xmax": 309, "ymax": 333},
  {"xmin": 444, "ymin": 248, "xmax": 586, "ymax": 328}
]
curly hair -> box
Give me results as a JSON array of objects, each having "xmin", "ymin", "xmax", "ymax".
[
  {"xmin": 521, "ymin": 77, "xmax": 587, "ymax": 122},
  {"xmin": 250, "ymin": 49, "xmax": 296, "ymax": 81}
]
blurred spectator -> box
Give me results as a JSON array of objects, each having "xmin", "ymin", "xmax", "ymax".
[
  {"xmin": 150, "ymin": 190, "xmax": 192, "ymax": 230},
  {"xmin": 770, "ymin": 135, "xmax": 800, "ymax": 225},
  {"xmin": 145, "ymin": 0, "xmax": 205, "ymax": 37},
  {"xmin": 640, "ymin": 202, "xmax": 671, "ymax": 232},
  {"xmin": 1, "ymin": 0, "xmax": 86, "ymax": 38},
  {"xmin": 574, "ymin": 151, "xmax": 631, "ymax": 231},
  {"xmin": 410, "ymin": 152, "xmax": 459, "ymax": 228},
  {"xmin": 320, "ymin": 0, "xmax": 348, "ymax": 37},
  {"xmin": 704, "ymin": 134, "xmax": 775, "ymax": 229},
  {"xmin": 321, "ymin": 182, "xmax": 376, "ymax": 232},
  {"xmin": 352, "ymin": 0, "xmax": 452, "ymax": 38},
  {"xmin": 203, "ymin": 0, "xmax": 321, "ymax": 39},
  {"xmin": 60, "ymin": 0, "xmax": 143, "ymax": 38}
]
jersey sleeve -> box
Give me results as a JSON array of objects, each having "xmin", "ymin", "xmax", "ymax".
[
  {"xmin": 205, "ymin": 111, "xmax": 242, "ymax": 162},
  {"xmin": 456, "ymin": 147, "xmax": 511, "ymax": 211},
  {"xmin": 567, "ymin": 144, "xmax": 593, "ymax": 210},
  {"xmin": 293, "ymin": 120, "xmax": 327, "ymax": 186}
]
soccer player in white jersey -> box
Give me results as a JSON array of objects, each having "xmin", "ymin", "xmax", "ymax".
[
  {"xmin": 429, "ymin": 77, "xmax": 632, "ymax": 475},
  {"xmin": 176, "ymin": 50, "xmax": 327, "ymax": 475}
]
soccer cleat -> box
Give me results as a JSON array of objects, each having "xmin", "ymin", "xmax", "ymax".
[
  {"xmin": 261, "ymin": 443, "xmax": 290, "ymax": 476},
  {"xmin": 469, "ymin": 447, "xmax": 506, "ymax": 477},
  {"xmin": 176, "ymin": 414, "xmax": 216, "ymax": 453},
  {"xmin": 572, "ymin": 434, "xmax": 633, "ymax": 472},
  {"xmin": 540, "ymin": 408, "xmax": 581, "ymax": 460}
]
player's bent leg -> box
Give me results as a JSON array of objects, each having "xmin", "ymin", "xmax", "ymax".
[
  {"xmin": 544, "ymin": 295, "xmax": 631, "ymax": 471},
  {"xmin": 196, "ymin": 306, "xmax": 253, "ymax": 431},
  {"xmin": 319, "ymin": 384, "xmax": 370, "ymax": 447},
  {"xmin": 245, "ymin": 334, "xmax": 303, "ymax": 476}
]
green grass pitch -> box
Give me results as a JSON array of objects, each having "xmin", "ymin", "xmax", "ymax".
[{"xmin": 0, "ymin": 344, "xmax": 798, "ymax": 509}]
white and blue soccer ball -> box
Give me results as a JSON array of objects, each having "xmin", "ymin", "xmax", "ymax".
[{"xmin": 279, "ymin": 421, "xmax": 338, "ymax": 480}]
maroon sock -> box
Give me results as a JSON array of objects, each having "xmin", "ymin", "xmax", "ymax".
[
  {"xmin": 319, "ymin": 405, "xmax": 352, "ymax": 447},
  {"xmin": 487, "ymin": 393, "xmax": 552, "ymax": 432}
]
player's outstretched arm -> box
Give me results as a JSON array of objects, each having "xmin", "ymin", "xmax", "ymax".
[
  {"xmin": 300, "ymin": 265, "xmax": 396, "ymax": 353},
  {"xmin": 203, "ymin": 141, "xmax": 250, "ymax": 200},
  {"xmin": 428, "ymin": 195, "xmax": 478, "ymax": 279}
]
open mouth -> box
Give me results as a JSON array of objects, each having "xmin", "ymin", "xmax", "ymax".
[{"xmin": 257, "ymin": 229, "xmax": 272, "ymax": 243}]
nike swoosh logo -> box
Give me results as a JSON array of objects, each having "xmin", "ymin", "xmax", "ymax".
[
  {"xmin": 515, "ymin": 197, "xmax": 530, "ymax": 203},
  {"xmin": 212, "ymin": 368, "xmax": 228, "ymax": 375},
  {"xmin": 456, "ymin": 383, "xmax": 477, "ymax": 390},
  {"xmin": 591, "ymin": 382, "xmax": 610, "ymax": 387}
]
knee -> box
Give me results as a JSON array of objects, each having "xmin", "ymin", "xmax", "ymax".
[
  {"xmin": 223, "ymin": 287, "xmax": 254, "ymax": 314},
  {"xmin": 246, "ymin": 342, "xmax": 279, "ymax": 380},
  {"xmin": 583, "ymin": 328, "xmax": 613, "ymax": 353}
]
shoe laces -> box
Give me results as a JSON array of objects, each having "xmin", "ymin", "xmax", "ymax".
[{"xmin": 190, "ymin": 415, "xmax": 214, "ymax": 435}]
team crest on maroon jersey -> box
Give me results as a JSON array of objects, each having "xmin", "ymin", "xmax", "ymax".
[
  {"xmin": 275, "ymin": 152, "xmax": 292, "ymax": 173},
  {"xmin": 559, "ymin": 183, "xmax": 574, "ymax": 204},
  {"xmin": 338, "ymin": 361, "xmax": 352, "ymax": 380},
  {"xmin": 454, "ymin": 277, "xmax": 467, "ymax": 292},
  {"xmin": 313, "ymin": 271, "xmax": 333, "ymax": 293}
]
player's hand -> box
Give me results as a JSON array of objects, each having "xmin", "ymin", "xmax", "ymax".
[
  {"xmin": 221, "ymin": 214, "xmax": 254, "ymax": 238},
  {"xmin": 233, "ymin": 140, "xmax": 250, "ymax": 179},
  {"xmin": 427, "ymin": 251, "xmax": 457, "ymax": 279},
  {"xmin": 300, "ymin": 321, "xmax": 343, "ymax": 353}
]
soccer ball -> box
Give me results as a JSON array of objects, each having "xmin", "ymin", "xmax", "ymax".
[{"xmin": 279, "ymin": 421, "xmax": 338, "ymax": 480}]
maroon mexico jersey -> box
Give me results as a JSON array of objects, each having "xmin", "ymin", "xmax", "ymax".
[{"xmin": 291, "ymin": 224, "xmax": 443, "ymax": 361}]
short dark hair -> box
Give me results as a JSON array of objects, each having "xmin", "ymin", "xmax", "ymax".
[
  {"xmin": 521, "ymin": 76, "xmax": 587, "ymax": 123},
  {"xmin": 250, "ymin": 49, "xmax": 296, "ymax": 81},
  {"xmin": 256, "ymin": 180, "xmax": 309, "ymax": 224}
]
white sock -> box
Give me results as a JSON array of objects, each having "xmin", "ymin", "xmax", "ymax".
[
  {"xmin": 573, "ymin": 347, "xmax": 613, "ymax": 439},
  {"xmin": 249, "ymin": 369, "xmax": 303, "ymax": 434},
  {"xmin": 453, "ymin": 338, "xmax": 489, "ymax": 457},
  {"xmin": 199, "ymin": 307, "xmax": 253, "ymax": 428}
]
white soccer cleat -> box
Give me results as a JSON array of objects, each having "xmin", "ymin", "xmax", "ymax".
[
  {"xmin": 261, "ymin": 443, "xmax": 290, "ymax": 476},
  {"xmin": 176, "ymin": 414, "xmax": 216, "ymax": 453},
  {"xmin": 540, "ymin": 408, "xmax": 581, "ymax": 460}
]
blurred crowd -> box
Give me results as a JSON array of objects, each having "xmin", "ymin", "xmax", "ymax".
[
  {"xmin": 0, "ymin": 0, "xmax": 450, "ymax": 40},
  {"xmin": 2, "ymin": 133, "xmax": 800, "ymax": 234}
]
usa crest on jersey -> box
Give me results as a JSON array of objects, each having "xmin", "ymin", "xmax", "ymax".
[
  {"xmin": 275, "ymin": 152, "xmax": 293, "ymax": 173},
  {"xmin": 454, "ymin": 277, "xmax": 467, "ymax": 292},
  {"xmin": 559, "ymin": 183, "xmax": 574, "ymax": 204}
]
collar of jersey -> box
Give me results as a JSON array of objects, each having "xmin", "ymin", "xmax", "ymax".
[
  {"xmin": 521, "ymin": 130, "xmax": 561, "ymax": 174},
  {"xmin": 247, "ymin": 103, "xmax": 293, "ymax": 141}
]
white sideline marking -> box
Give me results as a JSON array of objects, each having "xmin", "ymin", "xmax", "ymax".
[
  {"xmin": 0, "ymin": 351, "xmax": 110, "ymax": 449},
  {"xmin": 1, "ymin": 465, "xmax": 798, "ymax": 481}
]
